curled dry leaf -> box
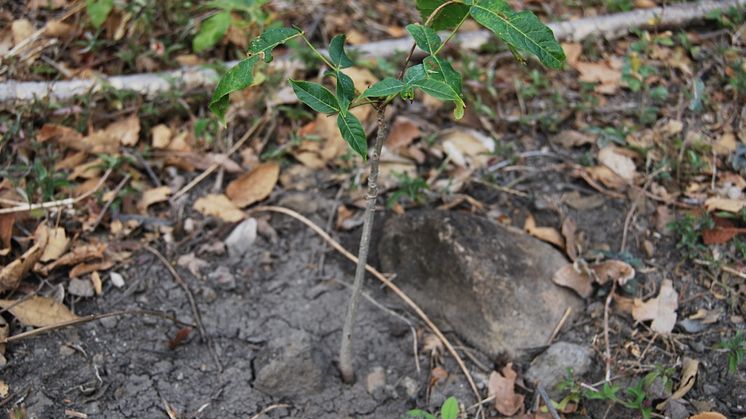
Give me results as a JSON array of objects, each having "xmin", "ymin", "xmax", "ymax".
[
  {"xmin": 137, "ymin": 186, "xmax": 172, "ymax": 213},
  {"xmin": 488, "ymin": 363, "xmax": 525, "ymax": 416},
  {"xmin": 632, "ymin": 279, "xmax": 678, "ymax": 334},
  {"xmin": 574, "ymin": 60, "xmax": 622, "ymax": 94},
  {"xmin": 69, "ymin": 260, "xmax": 114, "ymax": 278},
  {"xmin": 11, "ymin": 19, "xmax": 34, "ymax": 46},
  {"xmin": 657, "ymin": 357, "xmax": 699, "ymax": 410},
  {"xmin": 0, "ymin": 296, "xmax": 78, "ymax": 327},
  {"xmin": 0, "ymin": 213, "xmax": 14, "ymax": 256},
  {"xmin": 151, "ymin": 124, "xmax": 172, "ymax": 149},
  {"xmin": 524, "ymin": 214, "xmax": 564, "ymax": 248},
  {"xmin": 552, "ymin": 260, "xmax": 635, "ymax": 298},
  {"xmin": 690, "ymin": 413, "xmax": 726, "ymax": 419},
  {"xmin": 551, "ymin": 130, "xmax": 596, "ymax": 148},
  {"xmin": 705, "ymin": 197, "xmax": 745, "ymax": 214},
  {"xmin": 37, "ymin": 243, "xmax": 107, "ymax": 276},
  {"xmin": 561, "ymin": 217, "xmax": 579, "ymax": 261},
  {"xmin": 0, "ymin": 243, "xmax": 42, "ymax": 292},
  {"xmin": 0, "ymin": 315, "xmax": 8, "ymax": 356},
  {"xmin": 226, "ymin": 161, "xmax": 280, "ymax": 208},
  {"xmin": 193, "ymin": 194, "xmax": 245, "ymax": 223},
  {"xmin": 35, "ymin": 225, "xmax": 69, "ymax": 262},
  {"xmin": 440, "ymin": 128, "xmax": 495, "ymax": 169}
]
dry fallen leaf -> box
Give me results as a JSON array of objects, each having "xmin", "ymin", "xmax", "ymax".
[
  {"xmin": 440, "ymin": 128, "xmax": 495, "ymax": 168},
  {"xmin": 37, "ymin": 243, "xmax": 107, "ymax": 275},
  {"xmin": 690, "ymin": 413, "xmax": 727, "ymax": 419},
  {"xmin": 0, "ymin": 213, "xmax": 14, "ymax": 256},
  {"xmin": 137, "ymin": 186, "xmax": 172, "ymax": 213},
  {"xmin": 632, "ymin": 279, "xmax": 678, "ymax": 334},
  {"xmin": 0, "ymin": 296, "xmax": 78, "ymax": 327},
  {"xmin": 0, "ymin": 380, "xmax": 7, "ymax": 398},
  {"xmin": 0, "ymin": 243, "xmax": 43, "ymax": 292},
  {"xmin": 598, "ymin": 147, "xmax": 637, "ymax": 181},
  {"xmin": 704, "ymin": 197, "xmax": 746, "ymax": 214},
  {"xmin": 551, "ymin": 130, "xmax": 596, "ymax": 148},
  {"xmin": 11, "ymin": 19, "xmax": 35, "ymax": 46},
  {"xmin": 0, "ymin": 315, "xmax": 8, "ymax": 357},
  {"xmin": 574, "ymin": 60, "xmax": 622, "ymax": 94},
  {"xmin": 35, "ymin": 225, "xmax": 69, "ymax": 262},
  {"xmin": 657, "ymin": 357, "xmax": 699, "ymax": 410},
  {"xmin": 226, "ymin": 162, "xmax": 280, "ymax": 208},
  {"xmin": 69, "ymin": 260, "xmax": 114, "ymax": 278},
  {"xmin": 193, "ymin": 194, "xmax": 246, "ymax": 222},
  {"xmin": 177, "ymin": 253, "xmax": 209, "ymax": 278},
  {"xmin": 151, "ymin": 124, "xmax": 172, "ymax": 149},
  {"xmin": 386, "ymin": 116, "xmax": 421, "ymax": 150},
  {"xmin": 488, "ymin": 363, "xmax": 525, "ymax": 416},
  {"xmin": 552, "ymin": 260, "xmax": 635, "ymax": 298},
  {"xmin": 562, "ymin": 43, "xmax": 582, "ymax": 66},
  {"xmin": 524, "ymin": 215, "xmax": 564, "ymax": 248}
]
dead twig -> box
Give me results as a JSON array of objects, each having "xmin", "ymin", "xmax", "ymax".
[
  {"xmin": 249, "ymin": 404, "xmax": 291, "ymax": 419},
  {"xmin": 0, "ymin": 168, "xmax": 113, "ymax": 215},
  {"xmin": 547, "ymin": 307, "xmax": 572, "ymax": 345},
  {"xmin": 536, "ymin": 383, "xmax": 562, "ymax": 419},
  {"xmin": 0, "ymin": 309, "xmax": 194, "ymax": 344},
  {"xmin": 144, "ymin": 245, "xmax": 223, "ymax": 372},
  {"xmin": 604, "ymin": 281, "xmax": 618, "ymax": 382},
  {"xmin": 250, "ymin": 205, "xmax": 481, "ymax": 401},
  {"xmin": 88, "ymin": 174, "xmax": 131, "ymax": 232}
]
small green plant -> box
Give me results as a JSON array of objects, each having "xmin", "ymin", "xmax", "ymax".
[
  {"xmin": 387, "ymin": 173, "xmax": 429, "ymax": 208},
  {"xmin": 718, "ymin": 332, "xmax": 745, "ymax": 374},
  {"xmin": 583, "ymin": 378, "xmax": 655, "ymax": 419},
  {"xmin": 193, "ymin": 0, "xmax": 269, "ymax": 53},
  {"xmin": 405, "ymin": 396, "xmax": 460, "ymax": 419},
  {"xmin": 27, "ymin": 160, "xmax": 70, "ymax": 201},
  {"xmin": 669, "ymin": 213, "xmax": 713, "ymax": 259},
  {"xmin": 209, "ymin": 0, "xmax": 565, "ymax": 384}
]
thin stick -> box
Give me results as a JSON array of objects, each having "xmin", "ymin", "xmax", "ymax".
[
  {"xmin": 251, "ymin": 205, "xmax": 481, "ymax": 401},
  {"xmin": 170, "ymin": 115, "xmax": 266, "ymax": 202},
  {"xmin": 88, "ymin": 174, "xmax": 130, "ymax": 232},
  {"xmin": 547, "ymin": 307, "xmax": 572, "ymax": 345},
  {"xmin": 620, "ymin": 203, "xmax": 637, "ymax": 253},
  {"xmin": 0, "ymin": 309, "xmax": 194, "ymax": 344},
  {"xmin": 536, "ymin": 383, "xmax": 562, "ymax": 419},
  {"xmin": 143, "ymin": 245, "xmax": 223, "ymax": 371},
  {"xmin": 249, "ymin": 404, "xmax": 291, "ymax": 419},
  {"xmin": 338, "ymin": 107, "xmax": 388, "ymax": 384},
  {"xmin": 604, "ymin": 281, "xmax": 617, "ymax": 382},
  {"xmin": 0, "ymin": 168, "xmax": 113, "ymax": 215}
]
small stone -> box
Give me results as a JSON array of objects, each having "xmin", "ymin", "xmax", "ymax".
[
  {"xmin": 208, "ymin": 266, "xmax": 236, "ymax": 290},
  {"xmin": 399, "ymin": 376, "xmax": 419, "ymax": 399},
  {"xmin": 224, "ymin": 218, "xmax": 257, "ymax": 258},
  {"xmin": 525, "ymin": 342, "xmax": 593, "ymax": 395},
  {"xmin": 366, "ymin": 366, "xmax": 386, "ymax": 395},
  {"xmin": 110, "ymin": 272, "xmax": 125, "ymax": 288},
  {"xmin": 254, "ymin": 329, "xmax": 327, "ymax": 398},
  {"xmin": 68, "ymin": 278, "xmax": 94, "ymax": 297},
  {"xmin": 99, "ymin": 316, "xmax": 118, "ymax": 329},
  {"xmin": 666, "ymin": 399, "xmax": 689, "ymax": 419}
]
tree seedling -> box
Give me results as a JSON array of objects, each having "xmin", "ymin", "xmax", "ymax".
[{"xmin": 210, "ymin": 0, "xmax": 565, "ymax": 383}]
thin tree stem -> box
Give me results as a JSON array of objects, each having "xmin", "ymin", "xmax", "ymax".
[{"xmin": 338, "ymin": 106, "xmax": 388, "ymax": 383}]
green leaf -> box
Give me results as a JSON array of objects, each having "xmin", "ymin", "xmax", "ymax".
[
  {"xmin": 440, "ymin": 397, "xmax": 459, "ymax": 419},
  {"xmin": 360, "ymin": 78, "xmax": 405, "ymax": 98},
  {"xmin": 406, "ymin": 24, "xmax": 442, "ymax": 55},
  {"xmin": 420, "ymin": 56, "xmax": 465, "ymax": 119},
  {"xmin": 404, "ymin": 64, "xmax": 426, "ymax": 84},
  {"xmin": 249, "ymin": 27, "xmax": 302, "ymax": 63},
  {"xmin": 192, "ymin": 10, "xmax": 231, "ymax": 53},
  {"xmin": 86, "ymin": 0, "xmax": 113, "ymax": 28},
  {"xmin": 335, "ymin": 71, "xmax": 356, "ymax": 111},
  {"xmin": 416, "ymin": 0, "xmax": 470, "ymax": 30},
  {"xmin": 209, "ymin": 55, "xmax": 260, "ymax": 122},
  {"xmin": 289, "ymin": 80, "xmax": 340, "ymax": 114},
  {"xmin": 467, "ymin": 0, "xmax": 566, "ymax": 69},
  {"xmin": 337, "ymin": 112, "xmax": 368, "ymax": 159},
  {"xmin": 329, "ymin": 34, "xmax": 354, "ymax": 69}
]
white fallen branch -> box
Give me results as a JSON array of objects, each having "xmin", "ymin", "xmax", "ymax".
[{"xmin": 0, "ymin": 0, "xmax": 742, "ymax": 103}]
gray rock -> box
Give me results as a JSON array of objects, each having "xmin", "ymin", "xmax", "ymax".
[
  {"xmin": 666, "ymin": 399, "xmax": 690, "ymax": 419},
  {"xmin": 68, "ymin": 278, "xmax": 94, "ymax": 297},
  {"xmin": 254, "ymin": 329, "xmax": 327, "ymax": 398},
  {"xmin": 379, "ymin": 210, "xmax": 583, "ymax": 356},
  {"xmin": 525, "ymin": 342, "xmax": 593, "ymax": 393}
]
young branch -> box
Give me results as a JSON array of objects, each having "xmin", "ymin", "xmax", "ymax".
[{"xmin": 338, "ymin": 106, "xmax": 388, "ymax": 383}]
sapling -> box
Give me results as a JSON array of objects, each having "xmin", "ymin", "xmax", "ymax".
[{"xmin": 209, "ymin": 0, "xmax": 566, "ymax": 383}]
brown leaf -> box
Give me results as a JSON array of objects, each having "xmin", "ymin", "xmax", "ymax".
[
  {"xmin": 11, "ymin": 19, "xmax": 35, "ymax": 46},
  {"xmin": 35, "ymin": 225, "xmax": 69, "ymax": 262},
  {"xmin": 0, "ymin": 243, "xmax": 42, "ymax": 292},
  {"xmin": 553, "ymin": 260, "xmax": 635, "ymax": 298},
  {"xmin": 632, "ymin": 279, "xmax": 678, "ymax": 334},
  {"xmin": 69, "ymin": 260, "xmax": 114, "ymax": 278},
  {"xmin": 705, "ymin": 197, "xmax": 745, "ymax": 214},
  {"xmin": 0, "ymin": 296, "xmax": 78, "ymax": 327},
  {"xmin": 386, "ymin": 117, "xmax": 421, "ymax": 150},
  {"xmin": 551, "ymin": 130, "xmax": 595, "ymax": 148},
  {"xmin": 36, "ymin": 123, "xmax": 84, "ymax": 149},
  {"xmin": 593, "ymin": 260, "xmax": 635, "ymax": 286},
  {"xmin": 168, "ymin": 327, "xmax": 193, "ymax": 350},
  {"xmin": 690, "ymin": 413, "xmax": 726, "ymax": 419},
  {"xmin": 0, "ymin": 315, "xmax": 8, "ymax": 356},
  {"xmin": 103, "ymin": 115, "xmax": 141, "ymax": 147},
  {"xmin": 702, "ymin": 227, "xmax": 745, "ymax": 245},
  {"xmin": 44, "ymin": 20, "xmax": 75, "ymax": 38},
  {"xmin": 562, "ymin": 43, "xmax": 582, "ymax": 66},
  {"xmin": 137, "ymin": 186, "xmax": 172, "ymax": 213},
  {"xmin": 561, "ymin": 217, "xmax": 578, "ymax": 261},
  {"xmin": 226, "ymin": 162, "xmax": 279, "ymax": 208},
  {"xmin": 552, "ymin": 263, "xmax": 594, "ymax": 298},
  {"xmin": 440, "ymin": 128, "xmax": 495, "ymax": 168},
  {"xmin": 657, "ymin": 357, "xmax": 698, "ymax": 410},
  {"xmin": 488, "ymin": 363, "xmax": 525, "ymax": 416},
  {"xmin": 524, "ymin": 215, "xmax": 564, "ymax": 248},
  {"xmin": 574, "ymin": 60, "xmax": 622, "ymax": 94},
  {"xmin": 37, "ymin": 243, "xmax": 107, "ymax": 276},
  {"xmin": 193, "ymin": 194, "xmax": 245, "ymax": 222},
  {"xmin": 151, "ymin": 124, "xmax": 172, "ymax": 149},
  {"xmin": 598, "ymin": 147, "xmax": 637, "ymax": 181},
  {"xmin": 0, "ymin": 213, "xmax": 14, "ymax": 256}
]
